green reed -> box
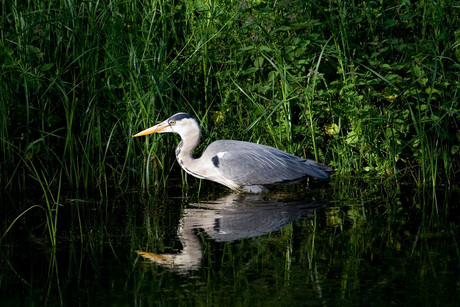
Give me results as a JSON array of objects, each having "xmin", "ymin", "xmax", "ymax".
[{"xmin": 1, "ymin": 158, "xmax": 63, "ymax": 246}]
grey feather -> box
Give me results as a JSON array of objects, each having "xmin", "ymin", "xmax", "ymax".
[{"xmin": 204, "ymin": 140, "xmax": 330, "ymax": 186}]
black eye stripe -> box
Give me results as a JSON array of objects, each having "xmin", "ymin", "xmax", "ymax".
[{"xmin": 169, "ymin": 113, "xmax": 194, "ymax": 122}]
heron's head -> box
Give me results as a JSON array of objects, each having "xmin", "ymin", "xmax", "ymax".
[{"xmin": 133, "ymin": 113, "xmax": 200, "ymax": 139}]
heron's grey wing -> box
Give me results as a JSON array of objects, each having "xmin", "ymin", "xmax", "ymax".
[{"xmin": 209, "ymin": 145, "xmax": 329, "ymax": 186}]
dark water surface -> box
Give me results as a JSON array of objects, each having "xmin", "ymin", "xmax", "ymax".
[{"xmin": 1, "ymin": 181, "xmax": 460, "ymax": 306}]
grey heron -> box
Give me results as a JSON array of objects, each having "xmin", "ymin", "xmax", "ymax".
[{"xmin": 134, "ymin": 113, "xmax": 332, "ymax": 193}]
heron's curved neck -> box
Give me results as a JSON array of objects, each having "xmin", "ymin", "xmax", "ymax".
[{"xmin": 175, "ymin": 128, "xmax": 204, "ymax": 178}]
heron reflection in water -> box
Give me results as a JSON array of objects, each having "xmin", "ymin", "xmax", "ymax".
[
  {"xmin": 134, "ymin": 113, "xmax": 332, "ymax": 193},
  {"xmin": 136, "ymin": 193, "xmax": 328, "ymax": 271}
]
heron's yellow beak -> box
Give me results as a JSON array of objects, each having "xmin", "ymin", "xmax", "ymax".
[{"xmin": 133, "ymin": 121, "xmax": 169, "ymax": 137}]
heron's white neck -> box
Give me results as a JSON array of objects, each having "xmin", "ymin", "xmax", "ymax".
[{"xmin": 175, "ymin": 125, "xmax": 205, "ymax": 179}]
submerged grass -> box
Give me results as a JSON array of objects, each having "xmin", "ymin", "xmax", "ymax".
[
  {"xmin": 1, "ymin": 160, "xmax": 62, "ymax": 246},
  {"xmin": 0, "ymin": 0, "xmax": 458, "ymax": 196}
]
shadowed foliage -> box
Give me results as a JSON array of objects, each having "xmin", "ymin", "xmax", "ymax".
[{"xmin": 0, "ymin": 0, "xmax": 458, "ymax": 194}]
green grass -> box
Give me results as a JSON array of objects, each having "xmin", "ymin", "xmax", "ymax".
[
  {"xmin": 1, "ymin": 158, "xmax": 62, "ymax": 246},
  {"xmin": 0, "ymin": 0, "xmax": 458, "ymax": 196}
]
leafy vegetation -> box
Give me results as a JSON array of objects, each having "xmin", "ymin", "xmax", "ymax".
[{"xmin": 1, "ymin": 0, "xmax": 459, "ymax": 194}]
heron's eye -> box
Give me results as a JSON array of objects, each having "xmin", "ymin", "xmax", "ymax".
[{"xmin": 169, "ymin": 120, "xmax": 176, "ymax": 125}]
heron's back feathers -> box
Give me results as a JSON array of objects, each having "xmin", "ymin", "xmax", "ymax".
[{"xmin": 200, "ymin": 140, "xmax": 331, "ymax": 190}]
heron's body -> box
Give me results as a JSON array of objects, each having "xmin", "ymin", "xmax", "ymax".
[{"xmin": 134, "ymin": 113, "xmax": 332, "ymax": 193}]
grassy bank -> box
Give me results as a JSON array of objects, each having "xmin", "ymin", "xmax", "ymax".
[{"xmin": 1, "ymin": 0, "xmax": 459, "ymax": 193}]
